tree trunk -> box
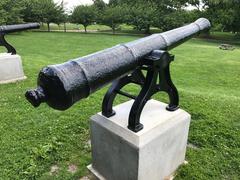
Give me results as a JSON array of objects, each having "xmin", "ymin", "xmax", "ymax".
[
  {"xmin": 64, "ymin": 22, "xmax": 67, "ymax": 32},
  {"xmin": 145, "ymin": 24, "xmax": 150, "ymax": 34},
  {"xmin": 47, "ymin": 23, "xmax": 50, "ymax": 32},
  {"xmin": 84, "ymin": 26, "xmax": 87, "ymax": 33},
  {"xmin": 112, "ymin": 24, "xmax": 116, "ymax": 34}
]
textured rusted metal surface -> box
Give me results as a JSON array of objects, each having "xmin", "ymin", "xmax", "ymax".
[
  {"xmin": 0, "ymin": 23, "xmax": 40, "ymax": 34},
  {"xmin": 26, "ymin": 18, "xmax": 211, "ymax": 110}
]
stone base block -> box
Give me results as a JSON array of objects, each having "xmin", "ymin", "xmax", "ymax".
[
  {"xmin": 89, "ymin": 100, "xmax": 191, "ymax": 180},
  {"xmin": 0, "ymin": 53, "xmax": 26, "ymax": 84}
]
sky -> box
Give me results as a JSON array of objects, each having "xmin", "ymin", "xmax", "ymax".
[{"xmin": 54, "ymin": 0, "xmax": 109, "ymax": 11}]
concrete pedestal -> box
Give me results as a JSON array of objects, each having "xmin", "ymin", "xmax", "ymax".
[
  {"xmin": 88, "ymin": 99, "xmax": 191, "ymax": 180},
  {"xmin": 0, "ymin": 53, "xmax": 26, "ymax": 84}
]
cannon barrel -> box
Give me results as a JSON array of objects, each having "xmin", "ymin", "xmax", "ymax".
[
  {"xmin": 25, "ymin": 18, "xmax": 211, "ymax": 110},
  {"xmin": 0, "ymin": 23, "xmax": 40, "ymax": 34}
]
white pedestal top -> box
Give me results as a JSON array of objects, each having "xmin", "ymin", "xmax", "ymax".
[
  {"xmin": 0, "ymin": 53, "xmax": 26, "ymax": 84},
  {"xmin": 0, "ymin": 53, "xmax": 20, "ymax": 58},
  {"xmin": 92, "ymin": 99, "xmax": 190, "ymax": 147}
]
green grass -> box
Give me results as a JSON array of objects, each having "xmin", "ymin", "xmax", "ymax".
[{"xmin": 0, "ymin": 32, "xmax": 239, "ymax": 179}]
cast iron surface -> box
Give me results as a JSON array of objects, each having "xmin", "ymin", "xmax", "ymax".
[
  {"xmin": 25, "ymin": 18, "xmax": 211, "ymax": 112},
  {"xmin": 0, "ymin": 23, "xmax": 40, "ymax": 34},
  {"xmin": 102, "ymin": 50, "xmax": 179, "ymax": 132},
  {"xmin": 0, "ymin": 34, "xmax": 16, "ymax": 55},
  {"xmin": 0, "ymin": 23, "xmax": 40, "ymax": 54}
]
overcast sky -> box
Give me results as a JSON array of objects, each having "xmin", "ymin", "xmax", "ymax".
[{"xmin": 54, "ymin": 0, "xmax": 109, "ymax": 11}]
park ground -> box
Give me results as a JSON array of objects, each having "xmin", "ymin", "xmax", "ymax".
[{"xmin": 0, "ymin": 30, "xmax": 239, "ymax": 179}]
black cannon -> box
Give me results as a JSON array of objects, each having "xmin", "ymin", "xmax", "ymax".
[
  {"xmin": 0, "ymin": 23, "xmax": 40, "ymax": 55},
  {"xmin": 26, "ymin": 18, "xmax": 211, "ymax": 132}
]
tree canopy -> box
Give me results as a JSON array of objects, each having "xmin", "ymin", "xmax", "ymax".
[
  {"xmin": 100, "ymin": 5, "xmax": 125, "ymax": 33},
  {"xmin": 0, "ymin": 0, "xmax": 24, "ymax": 24},
  {"xmin": 71, "ymin": 5, "xmax": 97, "ymax": 33},
  {"xmin": 125, "ymin": 3, "xmax": 157, "ymax": 34},
  {"xmin": 22, "ymin": 0, "xmax": 64, "ymax": 31}
]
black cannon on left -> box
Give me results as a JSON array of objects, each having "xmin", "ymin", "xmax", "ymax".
[
  {"xmin": 26, "ymin": 18, "xmax": 211, "ymax": 132},
  {"xmin": 0, "ymin": 23, "xmax": 40, "ymax": 55}
]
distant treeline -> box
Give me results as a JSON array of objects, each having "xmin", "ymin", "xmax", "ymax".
[{"xmin": 0, "ymin": 0, "xmax": 239, "ymax": 34}]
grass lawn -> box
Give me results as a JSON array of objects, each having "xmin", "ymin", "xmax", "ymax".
[{"xmin": 0, "ymin": 31, "xmax": 239, "ymax": 179}]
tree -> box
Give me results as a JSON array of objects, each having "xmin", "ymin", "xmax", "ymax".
[
  {"xmin": 109, "ymin": 0, "xmax": 187, "ymax": 9},
  {"xmin": 93, "ymin": 0, "xmax": 107, "ymax": 11},
  {"xmin": 71, "ymin": 5, "xmax": 97, "ymax": 33},
  {"xmin": 100, "ymin": 6, "xmax": 124, "ymax": 33},
  {"xmin": 195, "ymin": 0, "xmax": 240, "ymax": 33},
  {"xmin": 93, "ymin": 0, "xmax": 107, "ymax": 23},
  {"xmin": 22, "ymin": 0, "xmax": 65, "ymax": 32},
  {"xmin": 108, "ymin": 0, "xmax": 188, "ymax": 33},
  {"xmin": 43, "ymin": 0, "xmax": 64, "ymax": 32},
  {"xmin": 53, "ymin": 1, "xmax": 67, "ymax": 29},
  {"xmin": 158, "ymin": 10, "xmax": 190, "ymax": 31},
  {"xmin": 0, "ymin": 0, "xmax": 24, "ymax": 24},
  {"xmin": 108, "ymin": 0, "xmax": 121, "ymax": 6},
  {"xmin": 209, "ymin": 1, "xmax": 240, "ymax": 33},
  {"xmin": 125, "ymin": 3, "xmax": 157, "ymax": 34},
  {"xmin": 61, "ymin": 14, "xmax": 69, "ymax": 32}
]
